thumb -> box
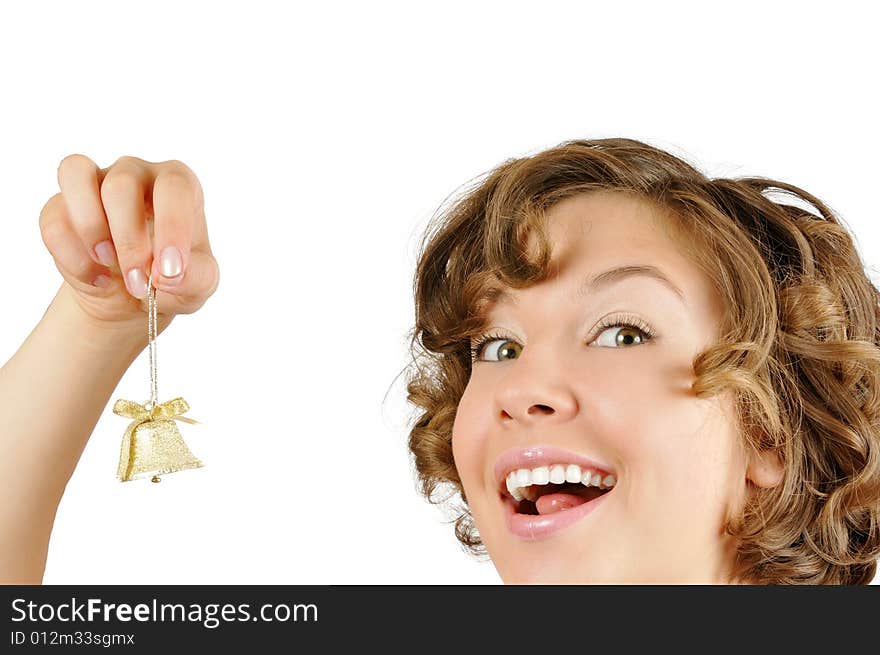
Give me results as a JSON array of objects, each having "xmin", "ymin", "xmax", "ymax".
[{"xmin": 149, "ymin": 249, "xmax": 219, "ymax": 315}]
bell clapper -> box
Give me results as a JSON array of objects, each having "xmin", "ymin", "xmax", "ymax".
[{"xmin": 151, "ymin": 475, "xmax": 161, "ymax": 483}]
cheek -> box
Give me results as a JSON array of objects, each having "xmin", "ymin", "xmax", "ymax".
[
  {"xmin": 451, "ymin": 380, "xmax": 493, "ymax": 491},
  {"xmin": 582, "ymin": 347, "xmax": 697, "ymax": 446},
  {"xmin": 583, "ymin": 351, "xmax": 742, "ymax": 521}
]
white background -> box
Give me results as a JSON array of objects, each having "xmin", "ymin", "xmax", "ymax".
[{"xmin": 0, "ymin": 1, "xmax": 877, "ymax": 584}]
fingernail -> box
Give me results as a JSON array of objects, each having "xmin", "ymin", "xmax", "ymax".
[
  {"xmin": 94, "ymin": 240, "xmax": 117, "ymax": 267},
  {"xmin": 126, "ymin": 268, "xmax": 148, "ymax": 298},
  {"xmin": 91, "ymin": 274, "xmax": 112, "ymax": 288},
  {"xmin": 159, "ymin": 246, "xmax": 183, "ymax": 279}
]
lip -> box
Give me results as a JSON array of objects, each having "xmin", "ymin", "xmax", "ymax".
[
  {"xmin": 501, "ymin": 487, "xmax": 611, "ymax": 539},
  {"xmin": 493, "ymin": 445, "xmax": 616, "ymax": 540},
  {"xmin": 493, "ymin": 444, "xmax": 616, "ymax": 492}
]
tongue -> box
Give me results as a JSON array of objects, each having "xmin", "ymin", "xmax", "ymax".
[{"xmin": 535, "ymin": 492, "xmax": 589, "ymax": 515}]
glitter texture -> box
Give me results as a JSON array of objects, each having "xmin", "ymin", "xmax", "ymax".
[
  {"xmin": 113, "ymin": 397, "xmax": 202, "ymax": 482},
  {"xmin": 111, "ymin": 273, "xmax": 204, "ymax": 482}
]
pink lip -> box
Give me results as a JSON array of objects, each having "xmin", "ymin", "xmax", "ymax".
[
  {"xmin": 493, "ymin": 445, "xmax": 616, "ymax": 540},
  {"xmin": 501, "ymin": 488, "xmax": 611, "ymax": 539},
  {"xmin": 493, "ymin": 445, "xmax": 615, "ymax": 492}
]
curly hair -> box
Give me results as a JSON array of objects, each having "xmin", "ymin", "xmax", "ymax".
[{"xmin": 405, "ymin": 137, "xmax": 880, "ymax": 584}]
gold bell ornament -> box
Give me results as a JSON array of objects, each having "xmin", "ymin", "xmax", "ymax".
[{"xmin": 113, "ymin": 272, "xmax": 203, "ymax": 483}]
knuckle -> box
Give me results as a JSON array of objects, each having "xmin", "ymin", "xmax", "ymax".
[
  {"xmin": 39, "ymin": 217, "xmax": 65, "ymax": 248},
  {"xmin": 38, "ymin": 193, "xmax": 64, "ymax": 231},
  {"xmin": 163, "ymin": 159, "xmax": 193, "ymax": 177},
  {"xmin": 100, "ymin": 169, "xmax": 141, "ymax": 201},
  {"xmin": 57, "ymin": 153, "xmax": 94, "ymax": 178},
  {"xmin": 158, "ymin": 168, "xmax": 193, "ymax": 193},
  {"xmin": 157, "ymin": 168, "xmax": 198, "ymax": 206},
  {"xmin": 39, "ymin": 222, "xmax": 69, "ymax": 254},
  {"xmin": 208, "ymin": 258, "xmax": 220, "ymax": 296},
  {"xmin": 112, "ymin": 155, "xmax": 142, "ymax": 169}
]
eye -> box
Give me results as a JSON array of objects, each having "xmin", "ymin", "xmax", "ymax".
[
  {"xmin": 592, "ymin": 318, "xmax": 655, "ymax": 348},
  {"xmin": 594, "ymin": 322, "xmax": 654, "ymax": 348},
  {"xmin": 470, "ymin": 332, "xmax": 522, "ymax": 362},
  {"xmin": 469, "ymin": 315, "xmax": 655, "ymax": 363}
]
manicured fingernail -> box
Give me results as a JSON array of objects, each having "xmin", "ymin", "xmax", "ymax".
[
  {"xmin": 126, "ymin": 268, "xmax": 148, "ymax": 298},
  {"xmin": 92, "ymin": 274, "xmax": 112, "ymax": 288},
  {"xmin": 94, "ymin": 240, "xmax": 117, "ymax": 267},
  {"xmin": 159, "ymin": 246, "xmax": 183, "ymax": 279}
]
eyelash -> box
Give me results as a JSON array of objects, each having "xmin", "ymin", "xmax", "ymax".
[{"xmin": 469, "ymin": 314, "xmax": 656, "ymax": 361}]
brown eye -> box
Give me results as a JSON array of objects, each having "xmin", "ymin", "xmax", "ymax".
[
  {"xmin": 473, "ymin": 337, "xmax": 522, "ymax": 362},
  {"xmin": 594, "ymin": 324, "xmax": 650, "ymax": 348}
]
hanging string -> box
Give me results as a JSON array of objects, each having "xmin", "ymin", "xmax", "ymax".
[
  {"xmin": 112, "ymin": 269, "xmax": 203, "ymax": 482},
  {"xmin": 147, "ymin": 271, "xmax": 158, "ymax": 410}
]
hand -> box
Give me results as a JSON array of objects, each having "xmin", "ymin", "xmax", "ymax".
[{"xmin": 39, "ymin": 155, "xmax": 219, "ymax": 329}]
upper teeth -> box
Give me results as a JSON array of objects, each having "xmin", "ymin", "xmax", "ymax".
[{"xmin": 505, "ymin": 464, "xmax": 616, "ymax": 502}]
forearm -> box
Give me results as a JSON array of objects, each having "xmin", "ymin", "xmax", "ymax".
[{"xmin": 0, "ymin": 283, "xmax": 167, "ymax": 583}]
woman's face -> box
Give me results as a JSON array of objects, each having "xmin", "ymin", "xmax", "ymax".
[{"xmin": 451, "ymin": 191, "xmax": 754, "ymax": 583}]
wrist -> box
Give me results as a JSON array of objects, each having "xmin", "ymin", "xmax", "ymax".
[{"xmin": 47, "ymin": 283, "xmax": 174, "ymax": 360}]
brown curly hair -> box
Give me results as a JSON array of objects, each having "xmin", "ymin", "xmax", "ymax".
[{"xmin": 405, "ymin": 137, "xmax": 880, "ymax": 584}]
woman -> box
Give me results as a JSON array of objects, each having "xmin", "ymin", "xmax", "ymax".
[{"xmin": 406, "ymin": 138, "xmax": 880, "ymax": 584}]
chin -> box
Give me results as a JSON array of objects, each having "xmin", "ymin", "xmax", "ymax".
[
  {"xmin": 501, "ymin": 570, "xmax": 574, "ymax": 585},
  {"xmin": 490, "ymin": 548, "xmax": 598, "ymax": 585}
]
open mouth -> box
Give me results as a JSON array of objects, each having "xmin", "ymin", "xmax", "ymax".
[{"xmin": 503, "ymin": 464, "xmax": 616, "ymax": 516}]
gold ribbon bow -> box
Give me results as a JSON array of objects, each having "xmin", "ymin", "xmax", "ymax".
[
  {"xmin": 113, "ymin": 397, "xmax": 202, "ymax": 482},
  {"xmin": 113, "ymin": 397, "xmax": 200, "ymax": 426},
  {"xmin": 114, "ymin": 273, "xmax": 205, "ymax": 482}
]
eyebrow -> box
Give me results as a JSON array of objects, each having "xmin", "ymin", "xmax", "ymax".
[
  {"xmin": 485, "ymin": 264, "xmax": 687, "ymax": 307},
  {"xmin": 581, "ymin": 264, "xmax": 687, "ymax": 306}
]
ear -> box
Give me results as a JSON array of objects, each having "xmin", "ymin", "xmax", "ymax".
[{"xmin": 746, "ymin": 447, "xmax": 784, "ymax": 488}]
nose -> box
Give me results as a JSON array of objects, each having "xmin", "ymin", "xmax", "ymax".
[{"xmin": 494, "ymin": 353, "xmax": 579, "ymax": 425}]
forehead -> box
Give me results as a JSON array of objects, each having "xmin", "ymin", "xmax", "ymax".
[
  {"xmin": 541, "ymin": 192, "xmax": 677, "ymax": 261},
  {"xmin": 481, "ymin": 192, "xmax": 719, "ymax": 318}
]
